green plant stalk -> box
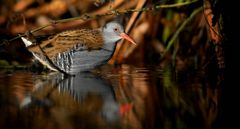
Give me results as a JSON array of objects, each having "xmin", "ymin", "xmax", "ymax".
[{"xmin": 163, "ymin": 7, "xmax": 203, "ymax": 56}]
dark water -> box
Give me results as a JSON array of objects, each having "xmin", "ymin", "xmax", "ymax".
[{"xmin": 0, "ymin": 64, "xmax": 221, "ymax": 129}]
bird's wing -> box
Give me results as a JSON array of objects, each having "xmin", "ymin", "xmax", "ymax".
[{"xmin": 27, "ymin": 29, "xmax": 104, "ymax": 59}]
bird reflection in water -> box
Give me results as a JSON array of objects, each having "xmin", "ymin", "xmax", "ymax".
[{"xmin": 19, "ymin": 72, "xmax": 126, "ymax": 128}]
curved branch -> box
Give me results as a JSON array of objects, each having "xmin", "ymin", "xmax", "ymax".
[{"xmin": 6, "ymin": 0, "xmax": 199, "ymax": 43}]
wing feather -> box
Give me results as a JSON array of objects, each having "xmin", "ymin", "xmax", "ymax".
[{"xmin": 28, "ymin": 29, "xmax": 104, "ymax": 59}]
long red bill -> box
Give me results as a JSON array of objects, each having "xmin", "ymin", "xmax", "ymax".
[{"xmin": 120, "ymin": 33, "xmax": 137, "ymax": 45}]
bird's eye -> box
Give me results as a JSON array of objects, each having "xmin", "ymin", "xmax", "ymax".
[{"xmin": 114, "ymin": 28, "xmax": 119, "ymax": 32}]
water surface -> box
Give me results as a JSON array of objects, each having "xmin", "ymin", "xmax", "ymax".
[{"xmin": 0, "ymin": 64, "xmax": 221, "ymax": 129}]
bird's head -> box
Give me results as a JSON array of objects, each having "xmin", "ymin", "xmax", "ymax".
[{"xmin": 102, "ymin": 22, "xmax": 136, "ymax": 45}]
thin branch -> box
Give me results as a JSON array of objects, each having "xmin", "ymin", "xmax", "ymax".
[
  {"xmin": 156, "ymin": 0, "xmax": 198, "ymax": 8},
  {"xmin": 5, "ymin": 0, "xmax": 199, "ymax": 44}
]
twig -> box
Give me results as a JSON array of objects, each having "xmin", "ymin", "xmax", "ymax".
[
  {"xmin": 5, "ymin": 0, "xmax": 199, "ymax": 44},
  {"xmin": 156, "ymin": 0, "xmax": 198, "ymax": 8}
]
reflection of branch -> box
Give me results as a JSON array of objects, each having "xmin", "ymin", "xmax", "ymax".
[{"xmin": 7, "ymin": 0, "xmax": 198, "ymax": 42}]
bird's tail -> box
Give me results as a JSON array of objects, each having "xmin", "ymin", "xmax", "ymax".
[{"xmin": 21, "ymin": 37, "xmax": 33, "ymax": 47}]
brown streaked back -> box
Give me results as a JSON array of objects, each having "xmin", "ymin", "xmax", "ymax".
[{"xmin": 28, "ymin": 29, "xmax": 104, "ymax": 59}]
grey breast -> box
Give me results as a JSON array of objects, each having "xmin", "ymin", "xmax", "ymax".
[{"xmin": 51, "ymin": 44, "xmax": 115, "ymax": 74}]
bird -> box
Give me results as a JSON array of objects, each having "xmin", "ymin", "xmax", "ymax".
[{"xmin": 21, "ymin": 21, "xmax": 136, "ymax": 75}]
